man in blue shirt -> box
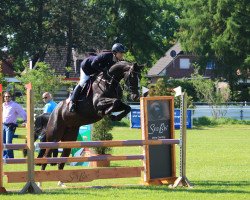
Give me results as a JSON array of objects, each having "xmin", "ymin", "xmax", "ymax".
[{"xmin": 42, "ymin": 92, "xmax": 57, "ymax": 114}]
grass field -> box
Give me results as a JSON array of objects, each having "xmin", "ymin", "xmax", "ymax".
[{"xmin": 1, "ymin": 124, "xmax": 250, "ymax": 200}]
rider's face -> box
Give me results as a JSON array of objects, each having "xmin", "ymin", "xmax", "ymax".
[{"xmin": 115, "ymin": 52, "xmax": 124, "ymax": 61}]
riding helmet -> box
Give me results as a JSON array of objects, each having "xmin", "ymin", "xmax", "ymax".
[{"xmin": 112, "ymin": 43, "xmax": 126, "ymax": 53}]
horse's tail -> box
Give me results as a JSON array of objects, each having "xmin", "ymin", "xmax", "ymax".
[{"xmin": 23, "ymin": 139, "xmax": 27, "ymax": 157}]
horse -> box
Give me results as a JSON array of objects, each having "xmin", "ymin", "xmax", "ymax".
[
  {"xmin": 41, "ymin": 61, "xmax": 142, "ymax": 171},
  {"xmin": 23, "ymin": 113, "xmax": 58, "ymax": 161}
]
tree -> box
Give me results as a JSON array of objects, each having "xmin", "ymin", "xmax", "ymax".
[
  {"xmin": 1, "ymin": 0, "xmax": 181, "ymax": 72},
  {"xmin": 148, "ymin": 77, "xmax": 194, "ymax": 108},
  {"xmin": 90, "ymin": 0, "xmax": 180, "ymax": 64},
  {"xmin": 0, "ymin": 64, "xmax": 7, "ymax": 88},
  {"xmin": 191, "ymin": 65, "xmax": 231, "ymax": 118},
  {"xmin": 16, "ymin": 62, "xmax": 65, "ymax": 106},
  {"xmin": 178, "ymin": 0, "xmax": 250, "ymax": 94},
  {"xmin": 0, "ymin": 0, "xmax": 108, "ymax": 70}
]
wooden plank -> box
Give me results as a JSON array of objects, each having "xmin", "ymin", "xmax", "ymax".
[
  {"xmin": 140, "ymin": 97, "xmax": 150, "ymax": 182},
  {"xmin": 26, "ymin": 85, "xmax": 35, "ymax": 181},
  {"xmin": 0, "ymin": 85, "xmax": 7, "ymax": 193},
  {"xmin": 4, "ymin": 155, "xmax": 144, "ymax": 164},
  {"xmin": 37, "ymin": 139, "xmax": 179, "ymax": 149},
  {"xmin": 170, "ymin": 95, "xmax": 176, "ymax": 178},
  {"xmin": 4, "ymin": 167, "xmax": 144, "ymax": 183}
]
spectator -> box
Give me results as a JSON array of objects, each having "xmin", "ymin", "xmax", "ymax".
[
  {"xmin": 42, "ymin": 92, "xmax": 57, "ymax": 114},
  {"xmin": 2, "ymin": 91, "xmax": 27, "ymax": 158}
]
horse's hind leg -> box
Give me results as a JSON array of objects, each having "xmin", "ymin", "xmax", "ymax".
[
  {"xmin": 58, "ymin": 127, "xmax": 79, "ymax": 170},
  {"xmin": 41, "ymin": 148, "xmax": 53, "ymax": 170}
]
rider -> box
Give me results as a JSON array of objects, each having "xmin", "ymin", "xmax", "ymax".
[{"xmin": 69, "ymin": 43, "xmax": 126, "ymax": 112}]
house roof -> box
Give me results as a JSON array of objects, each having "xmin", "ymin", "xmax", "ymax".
[{"xmin": 147, "ymin": 42, "xmax": 182, "ymax": 76}]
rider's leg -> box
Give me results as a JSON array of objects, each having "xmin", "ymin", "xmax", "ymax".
[
  {"xmin": 69, "ymin": 70, "xmax": 90, "ymax": 112},
  {"xmin": 69, "ymin": 84, "xmax": 83, "ymax": 112}
]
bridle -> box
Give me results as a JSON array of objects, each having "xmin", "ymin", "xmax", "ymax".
[{"xmin": 95, "ymin": 63, "xmax": 140, "ymax": 94}]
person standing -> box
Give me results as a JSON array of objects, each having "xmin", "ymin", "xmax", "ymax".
[
  {"xmin": 2, "ymin": 91, "xmax": 27, "ymax": 158},
  {"xmin": 42, "ymin": 92, "xmax": 57, "ymax": 114},
  {"xmin": 69, "ymin": 43, "xmax": 126, "ymax": 112},
  {"xmin": 40, "ymin": 92, "xmax": 58, "ymax": 159}
]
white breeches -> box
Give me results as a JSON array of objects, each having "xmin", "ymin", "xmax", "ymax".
[{"xmin": 79, "ymin": 69, "xmax": 90, "ymax": 87}]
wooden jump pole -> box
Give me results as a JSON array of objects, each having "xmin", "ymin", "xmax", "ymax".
[
  {"xmin": 173, "ymin": 92, "xmax": 192, "ymax": 188},
  {"xmin": 20, "ymin": 83, "xmax": 42, "ymax": 194},
  {"xmin": 0, "ymin": 84, "xmax": 7, "ymax": 193},
  {"xmin": 36, "ymin": 139, "xmax": 180, "ymax": 149},
  {"xmin": 5, "ymin": 154, "xmax": 145, "ymax": 164}
]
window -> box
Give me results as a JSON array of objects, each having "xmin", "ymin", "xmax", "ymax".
[
  {"xmin": 206, "ymin": 61, "xmax": 215, "ymax": 69},
  {"xmin": 180, "ymin": 58, "xmax": 190, "ymax": 69},
  {"xmin": 76, "ymin": 59, "xmax": 83, "ymax": 74}
]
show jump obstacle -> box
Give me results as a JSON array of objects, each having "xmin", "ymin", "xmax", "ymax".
[{"xmin": 0, "ymin": 83, "xmax": 192, "ymax": 194}]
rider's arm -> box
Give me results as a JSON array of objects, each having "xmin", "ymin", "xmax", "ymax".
[{"xmin": 91, "ymin": 53, "xmax": 112, "ymax": 72}]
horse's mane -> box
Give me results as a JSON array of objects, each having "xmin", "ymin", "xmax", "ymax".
[{"xmin": 109, "ymin": 61, "xmax": 132, "ymax": 72}]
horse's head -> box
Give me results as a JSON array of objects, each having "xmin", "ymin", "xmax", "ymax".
[{"xmin": 124, "ymin": 62, "xmax": 143, "ymax": 101}]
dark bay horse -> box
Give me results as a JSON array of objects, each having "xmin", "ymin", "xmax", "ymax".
[{"xmin": 42, "ymin": 61, "xmax": 142, "ymax": 171}]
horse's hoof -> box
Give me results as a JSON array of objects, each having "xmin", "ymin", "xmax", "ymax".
[
  {"xmin": 58, "ymin": 181, "xmax": 67, "ymax": 188},
  {"xmin": 37, "ymin": 182, "xmax": 42, "ymax": 188}
]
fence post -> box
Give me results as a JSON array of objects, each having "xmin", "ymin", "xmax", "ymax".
[
  {"xmin": 0, "ymin": 84, "xmax": 7, "ymax": 193},
  {"xmin": 173, "ymin": 92, "xmax": 192, "ymax": 188},
  {"xmin": 20, "ymin": 83, "xmax": 42, "ymax": 193}
]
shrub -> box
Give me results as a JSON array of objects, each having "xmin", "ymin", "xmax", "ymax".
[
  {"xmin": 92, "ymin": 116, "xmax": 113, "ymax": 154},
  {"xmin": 193, "ymin": 116, "xmax": 250, "ymax": 126}
]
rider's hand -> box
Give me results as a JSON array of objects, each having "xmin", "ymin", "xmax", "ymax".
[{"xmin": 102, "ymin": 71, "xmax": 109, "ymax": 79}]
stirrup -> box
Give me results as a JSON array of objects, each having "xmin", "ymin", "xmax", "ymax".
[{"xmin": 69, "ymin": 102, "xmax": 77, "ymax": 112}]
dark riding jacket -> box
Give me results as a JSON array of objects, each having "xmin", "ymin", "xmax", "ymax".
[{"xmin": 81, "ymin": 52, "xmax": 116, "ymax": 75}]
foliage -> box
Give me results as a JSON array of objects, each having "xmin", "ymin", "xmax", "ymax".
[
  {"xmin": 148, "ymin": 77, "xmax": 194, "ymax": 108},
  {"xmin": 193, "ymin": 116, "xmax": 250, "ymax": 126},
  {"xmin": 92, "ymin": 116, "xmax": 113, "ymax": 154},
  {"xmin": 178, "ymin": 0, "xmax": 250, "ymax": 93},
  {"xmin": 90, "ymin": 0, "xmax": 180, "ymax": 64},
  {"xmin": 0, "ymin": 64, "xmax": 7, "ymax": 88},
  {"xmin": 111, "ymin": 117, "xmax": 130, "ymax": 127},
  {"xmin": 15, "ymin": 62, "xmax": 65, "ymax": 105},
  {"xmin": 0, "ymin": 0, "xmax": 180, "ymax": 72},
  {"xmin": 191, "ymin": 64, "xmax": 231, "ymax": 118}
]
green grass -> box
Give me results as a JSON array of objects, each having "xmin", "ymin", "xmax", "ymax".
[{"xmin": 1, "ymin": 124, "xmax": 250, "ymax": 200}]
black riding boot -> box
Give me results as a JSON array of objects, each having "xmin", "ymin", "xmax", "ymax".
[{"xmin": 69, "ymin": 84, "xmax": 83, "ymax": 112}]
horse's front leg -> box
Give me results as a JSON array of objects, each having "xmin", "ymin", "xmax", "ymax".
[
  {"xmin": 95, "ymin": 98, "xmax": 131, "ymax": 121},
  {"xmin": 108, "ymin": 101, "xmax": 131, "ymax": 121}
]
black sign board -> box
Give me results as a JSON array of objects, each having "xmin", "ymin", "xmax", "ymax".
[{"xmin": 140, "ymin": 96, "xmax": 175, "ymax": 183}]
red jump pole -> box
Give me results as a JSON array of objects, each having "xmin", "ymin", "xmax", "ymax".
[{"xmin": 0, "ymin": 84, "xmax": 7, "ymax": 193}]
